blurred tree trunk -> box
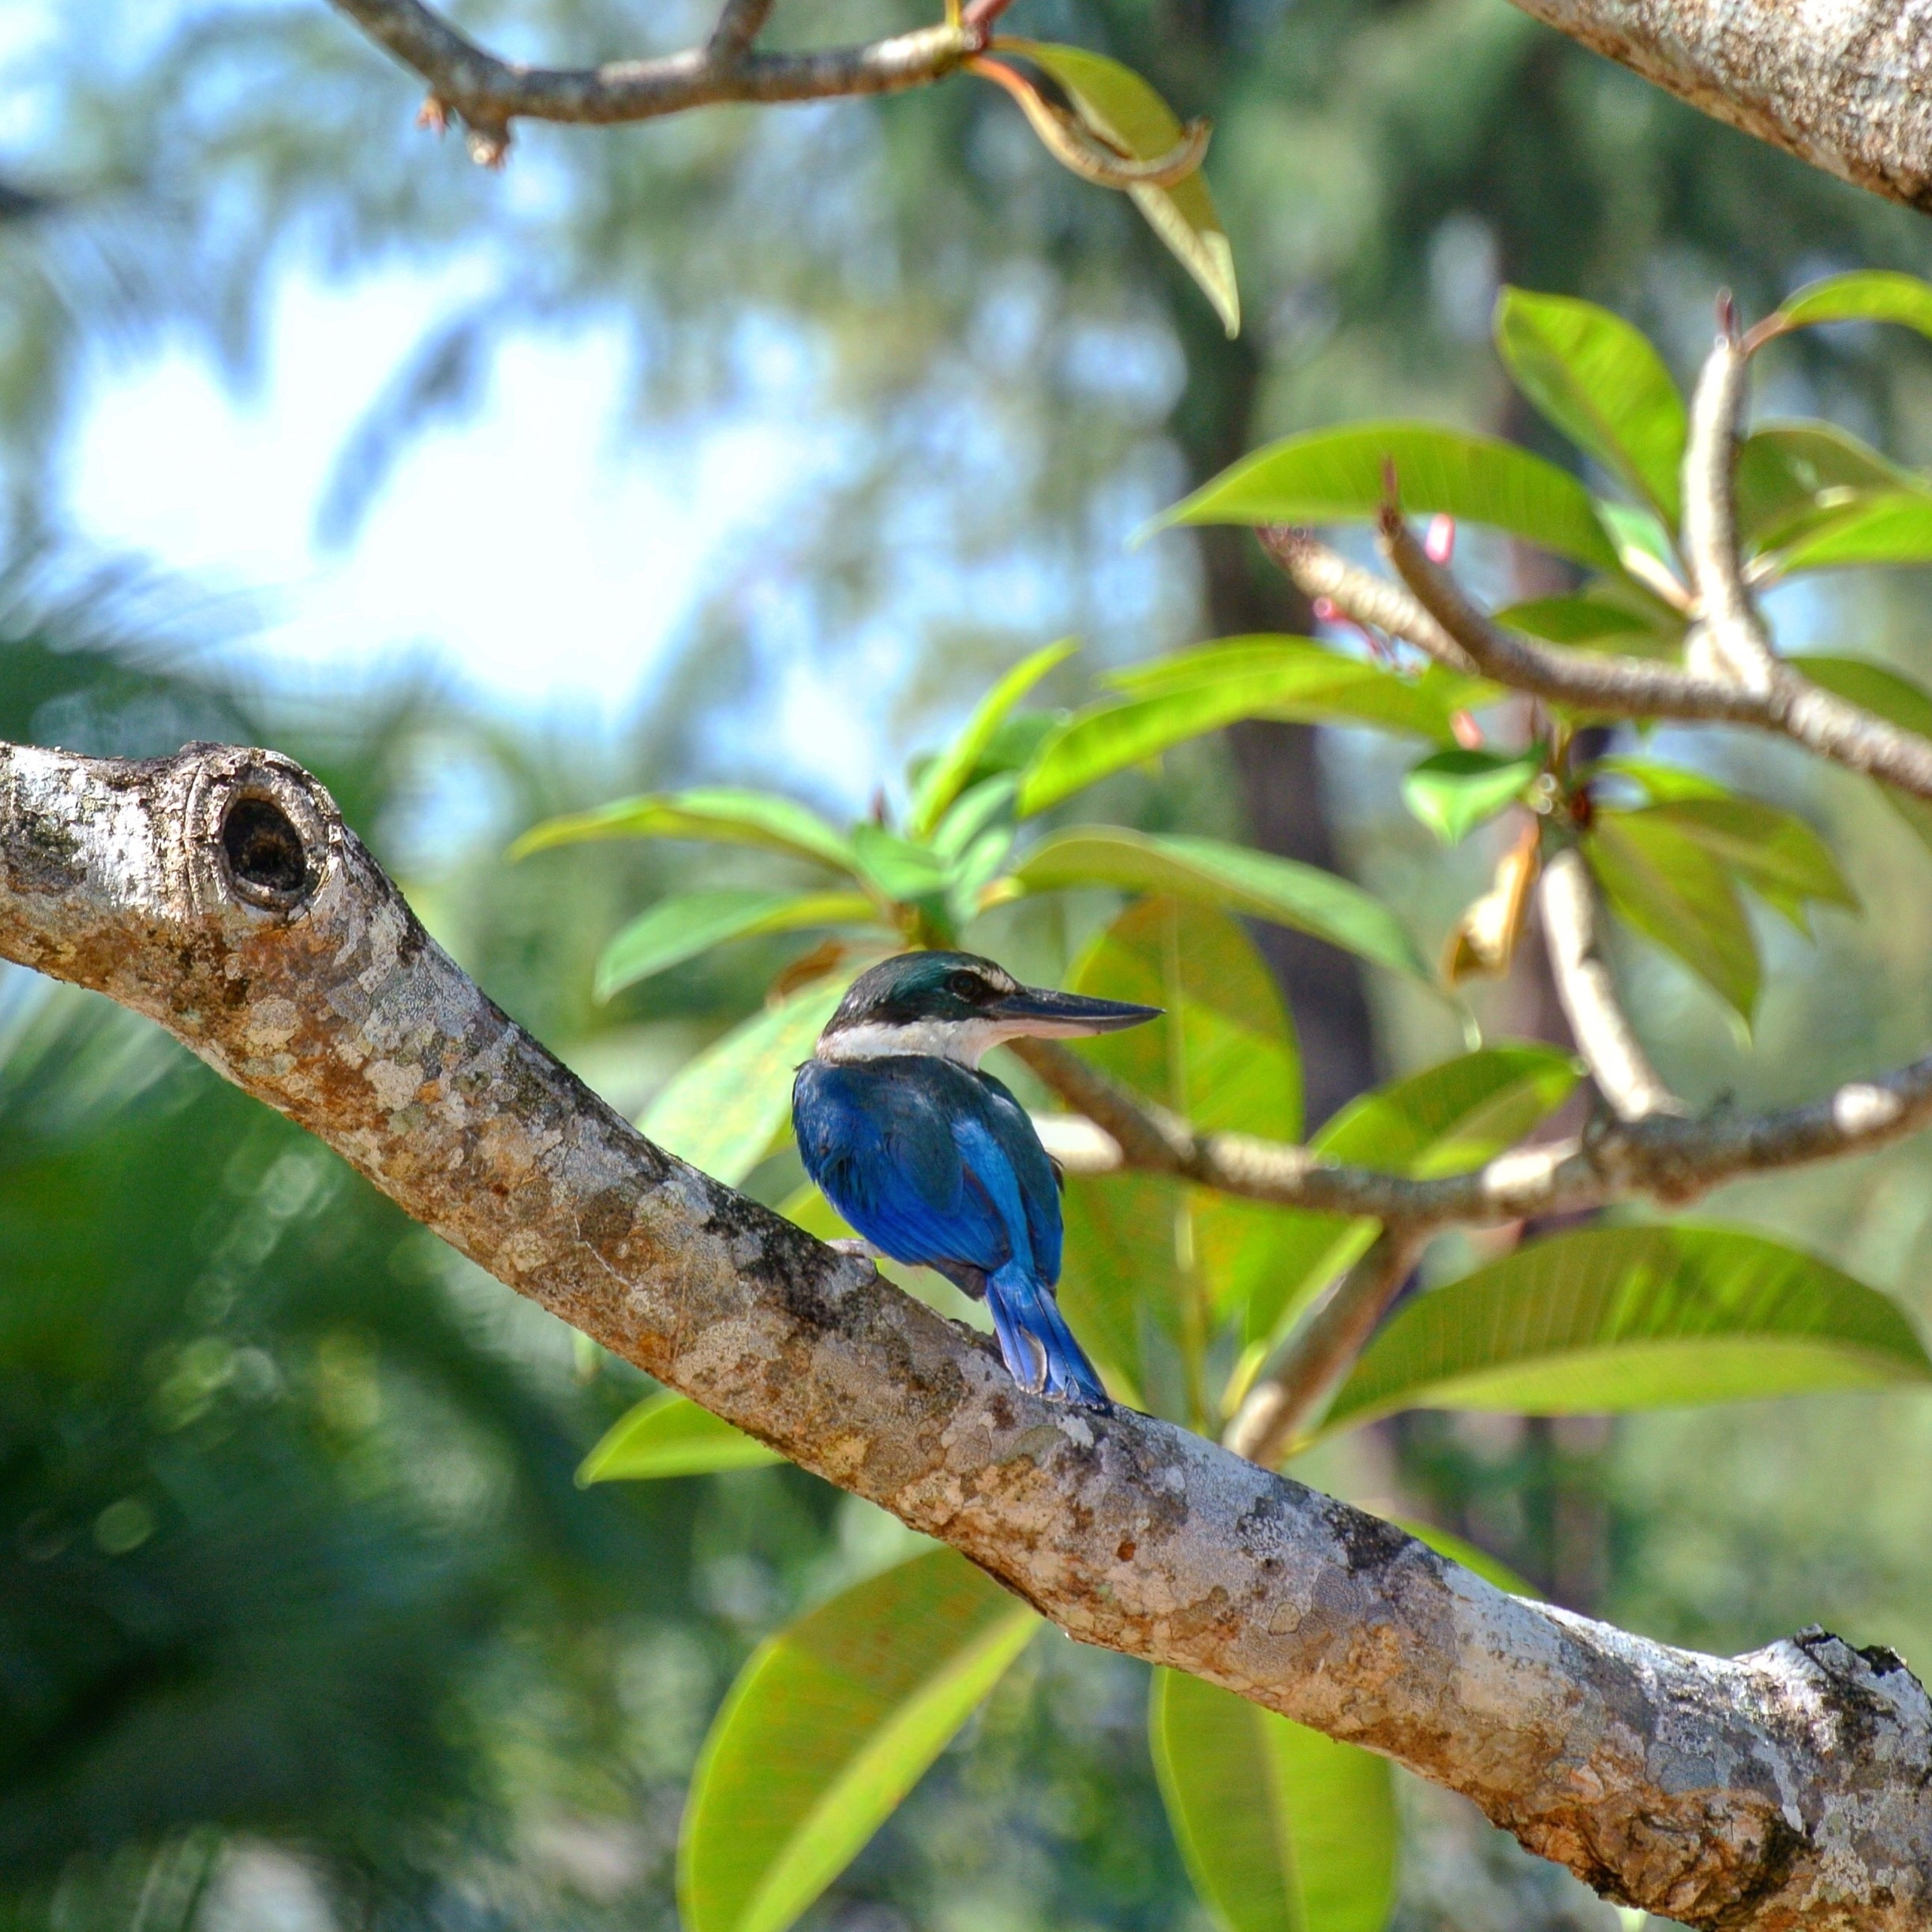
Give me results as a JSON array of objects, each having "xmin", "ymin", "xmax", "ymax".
[{"xmin": 1171, "ymin": 318, "xmax": 1380, "ymax": 1126}]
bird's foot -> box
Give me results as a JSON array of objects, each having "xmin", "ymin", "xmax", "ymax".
[{"xmin": 827, "ymin": 1237, "xmax": 886, "ymax": 1281}]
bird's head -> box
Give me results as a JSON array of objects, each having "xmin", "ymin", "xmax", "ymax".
[{"xmin": 815, "ymin": 951, "xmax": 1160, "ymax": 1068}]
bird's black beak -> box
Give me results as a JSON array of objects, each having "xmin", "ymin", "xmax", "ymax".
[{"xmin": 990, "ymin": 985, "xmax": 1163, "ymax": 1038}]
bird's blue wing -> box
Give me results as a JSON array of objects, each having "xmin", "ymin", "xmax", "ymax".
[
  {"xmin": 970, "ymin": 1070, "xmax": 1064, "ymax": 1285},
  {"xmin": 793, "ymin": 1059, "xmax": 1013, "ymax": 1273}
]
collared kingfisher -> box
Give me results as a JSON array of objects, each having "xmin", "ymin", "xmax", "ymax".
[{"xmin": 792, "ymin": 950, "xmax": 1159, "ymax": 1407}]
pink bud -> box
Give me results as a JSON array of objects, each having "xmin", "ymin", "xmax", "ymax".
[
  {"xmin": 1425, "ymin": 515, "xmax": 1456, "ymax": 565},
  {"xmin": 1451, "ymin": 710, "xmax": 1483, "ymax": 750},
  {"xmin": 1312, "ymin": 597, "xmax": 1339, "ymax": 623}
]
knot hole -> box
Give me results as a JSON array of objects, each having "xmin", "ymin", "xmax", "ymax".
[{"xmin": 221, "ymin": 795, "xmax": 310, "ymax": 903}]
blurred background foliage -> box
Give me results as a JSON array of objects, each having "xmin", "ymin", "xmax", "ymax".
[{"xmin": 4, "ymin": 0, "xmax": 1932, "ymax": 1926}]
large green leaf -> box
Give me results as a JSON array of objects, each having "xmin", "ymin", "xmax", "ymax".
[
  {"xmin": 1151, "ymin": 1669, "xmax": 1397, "ymax": 1932},
  {"xmin": 1321, "ymin": 1224, "xmax": 1932, "ymax": 1436},
  {"xmin": 1774, "ymin": 492, "xmax": 1932, "ymax": 574},
  {"xmin": 1056, "ymin": 899, "xmax": 1301, "ymax": 1406},
  {"xmin": 641, "ymin": 975, "xmax": 852, "ymax": 1185},
  {"xmin": 511, "ymin": 787, "xmax": 859, "ymax": 872},
  {"xmin": 1792, "ymin": 653, "xmax": 1932, "ymax": 855},
  {"xmin": 680, "ymin": 1548, "xmax": 1039, "ymax": 1932},
  {"xmin": 1769, "ymin": 270, "xmax": 1932, "ymax": 340},
  {"xmin": 1159, "ymin": 423, "xmax": 1619, "ymax": 571},
  {"xmin": 578, "ymin": 1391, "xmax": 783, "ymax": 1482},
  {"xmin": 1735, "ymin": 422, "xmax": 1931, "ymax": 549},
  {"xmin": 1586, "ymin": 811, "xmax": 1760, "ymax": 1021},
  {"xmin": 849, "ymin": 824, "xmax": 951, "ymax": 905},
  {"xmin": 1009, "ymin": 829, "xmax": 1428, "ymax": 980},
  {"xmin": 1017, "ymin": 642, "xmax": 1475, "ymax": 816},
  {"xmin": 1641, "ymin": 797, "xmax": 1855, "ymax": 930},
  {"xmin": 1002, "ymin": 40, "xmax": 1238, "ymax": 337},
  {"xmin": 1493, "ymin": 287, "xmax": 1687, "ymax": 526},
  {"xmin": 1496, "ymin": 589, "xmax": 1683, "ymax": 658},
  {"xmin": 909, "ymin": 639, "xmax": 1076, "ymax": 836},
  {"xmin": 1233, "ymin": 1046, "xmax": 1578, "ymax": 1362},
  {"xmin": 596, "ymin": 890, "xmax": 879, "ymax": 1000},
  {"xmin": 1401, "ymin": 747, "xmax": 1542, "ymax": 846}
]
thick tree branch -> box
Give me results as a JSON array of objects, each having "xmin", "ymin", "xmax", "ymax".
[
  {"xmin": 1539, "ymin": 844, "xmax": 1683, "ymax": 1123},
  {"xmin": 1503, "ymin": 0, "xmax": 1932, "ymax": 213},
  {"xmin": 2, "ymin": 736, "xmax": 1927, "ymax": 1929},
  {"xmin": 329, "ymin": 0, "xmax": 976, "ymax": 162}
]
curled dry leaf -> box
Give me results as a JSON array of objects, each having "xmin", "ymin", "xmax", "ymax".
[{"xmin": 1443, "ymin": 821, "xmax": 1541, "ymax": 983}]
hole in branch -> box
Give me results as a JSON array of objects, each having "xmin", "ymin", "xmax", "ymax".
[{"xmin": 221, "ymin": 796, "xmax": 309, "ymax": 899}]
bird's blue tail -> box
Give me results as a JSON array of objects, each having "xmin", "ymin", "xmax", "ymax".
[{"xmin": 985, "ymin": 1260, "xmax": 1109, "ymax": 1408}]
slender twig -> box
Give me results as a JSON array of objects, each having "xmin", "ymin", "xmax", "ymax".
[
  {"xmin": 1222, "ymin": 1229, "xmax": 1421, "ymax": 1466},
  {"xmin": 330, "ymin": 0, "xmax": 978, "ymax": 162},
  {"xmin": 1682, "ymin": 297, "xmax": 1780, "ymax": 695},
  {"xmin": 1011, "ymin": 1032, "xmax": 1932, "ymax": 1226},
  {"xmin": 1538, "ymin": 845, "xmax": 1683, "ymax": 1122}
]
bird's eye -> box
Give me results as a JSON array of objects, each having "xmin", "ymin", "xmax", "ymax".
[{"xmin": 945, "ymin": 971, "xmax": 986, "ymax": 1002}]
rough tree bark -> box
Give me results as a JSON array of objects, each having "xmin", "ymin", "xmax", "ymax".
[{"xmin": 1, "ymin": 735, "xmax": 1926, "ymax": 1931}]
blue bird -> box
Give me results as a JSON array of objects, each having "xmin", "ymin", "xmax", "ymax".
[{"xmin": 792, "ymin": 951, "xmax": 1159, "ymax": 1407}]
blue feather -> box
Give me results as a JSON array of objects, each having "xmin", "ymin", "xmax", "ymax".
[{"xmin": 794, "ymin": 1056, "xmax": 1107, "ymax": 1407}]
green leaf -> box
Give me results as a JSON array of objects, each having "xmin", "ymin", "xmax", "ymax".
[
  {"xmin": 1792, "ymin": 654, "xmax": 1932, "ymax": 856},
  {"xmin": 1735, "ymin": 422, "xmax": 1930, "ymax": 549},
  {"xmin": 596, "ymin": 890, "xmax": 880, "ymax": 1000},
  {"xmin": 578, "ymin": 1391, "xmax": 783, "ymax": 1482},
  {"xmin": 1493, "ymin": 287, "xmax": 1687, "ymax": 526},
  {"xmin": 1773, "ymin": 492, "xmax": 1932, "ymax": 574},
  {"xmin": 641, "ymin": 975, "xmax": 853, "ymax": 1185},
  {"xmin": 932, "ymin": 775, "xmax": 1019, "ymax": 859},
  {"xmin": 1009, "ymin": 829, "xmax": 1429, "ymax": 980},
  {"xmin": 1150, "ymin": 1669, "xmax": 1397, "ymax": 1932},
  {"xmin": 1321, "ymin": 1224, "xmax": 1932, "ymax": 1436},
  {"xmin": 1002, "ymin": 41, "xmax": 1238, "ymax": 337},
  {"xmin": 1019, "ymin": 642, "xmax": 1479, "ymax": 815},
  {"xmin": 1596, "ymin": 500, "xmax": 1683, "ymax": 586},
  {"xmin": 1642, "ymin": 797, "xmax": 1855, "ymax": 929},
  {"xmin": 849, "ymin": 824, "xmax": 951, "ymax": 904},
  {"xmin": 1056, "ymin": 899, "xmax": 1300, "ymax": 1400},
  {"xmin": 1495, "ymin": 589, "xmax": 1684, "ymax": 658},
  {"xmin": 1161, "ymin": 425, "xmax": 1618, "ymax": 567},
  {"xmin": 512, "ymin": 786, "xmax": 859, "ymax": 874},
  {"xmin": 1586, "ymin": 811, "xmax": 1760, "ymax": 1021},
  {"xmin": 1401, "ymin": 747, "xmax": 1542, "ymax": 846},
  {"xmin": 680, "ymin": 1548, "xmax": 1039, "ymax": 1932},
  {"xmin": 909, "ymin": 640, "xmax": 1077, "ymax": 836},
  {"xmin": 1231, "ymin": 1046, "xmax": 1580, "ymax": 1362},
  {"xmin": 1769, "ymin": 270, "xmax": 1932, "ymax": 340},
  {"xmin": 1391, "ymin": 1518, "xmax": 1539, "ymax": 1597}
]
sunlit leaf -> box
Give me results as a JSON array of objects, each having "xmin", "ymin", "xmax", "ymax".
[
  {"xmin": 596, "ymin": 890, "xmax": 880, "ymax": 1000},
  {"xmin": 1792, "ymin": 654, "xmax": 1932, "ymax": 856},
  {"xmin": 1586, "ymin": 811, "xmax": 1759, "ymax": 1021},
  {"xmin": 680, "ymin": 1548, "xmax": 1039, "ymax": 1932},
  {"xmin": 1642, "ymin": 797, "xmax": 1856, "ymax": 930},
  {"xmin": 1595, "ymin": 500, "xmax": 1682, "ymax": 587},
  {"xmin": 1232, "ymin": 1046, "xmax": 1579, "ymax": 1362},
  {"xmin": 1320, "ymin": 1224, "xmax": 1932, "ymax": 1436},
  {"xmin": 1056, "ymin": 899, "xmax": 1300, "ymax": 1402},
  {"xmin": 1769, "ymin": 270, "xmax": 1932, "ymax": 340},
  {"xmin": 641, "ymin": 975, "xmax": 852, "ymax": 1185},
  {"xmin": 1002, "ymin": 41, "xmax": 1238, "ymax": 336},
  {"xmin": 1391, "ymin": 1518, "xmax": 1539, "ymax": 1597},
  {"xmin": 1735, "ymin": 422, "xmax": 1931, "ymax": 549},
  {"xmin": 1773, "ymin": 492, "xmax": 1932, "ymax": 574},
  {"xmin": 578, "ymin": 1391, "xmax": 782, "ymax": 1482},
  {"xmin": 1010, "ymin": 829, "xmax": 1429, "ymax": 980},
  {"xmin": 1494, "ymin": 287, "xmax": 1687, "ymax": 526},
  {"xmin": 1018, "ymin": 642, "xmax": 1476, "ymax": 816},
  {"xmin": 932, "ymin": 774, "xmax": 1020, "ymax": 859},
  {"xmin": 511, "ymin": 787, "xmax": 859, "ymax": 873},
  {"xmin": 1401, "ymin": 747, "xmax": 1541, "ymax": 846},
  {"xmin": 909, "ymin": 640, "xmax": 1077, "ymax": 836},
  {"xmin": 1158, "ymin": 423, "xmax": 1619, "ymax": 569},
  {"xmin": 850, "ymin": 824, "xmax": 951, "ymax": 904},
  {"xmin": 1151, "ymin": 1669, "xmax": 1397, "ymax": 1932},
  {"xmin": 1496, "ymin": 590, "xmax": 1683, "ymax": 658}
]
